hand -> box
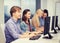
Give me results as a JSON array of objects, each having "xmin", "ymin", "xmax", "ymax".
[
  {"xmin": 31, "ymin": 31, "xmax": 42, "ymax": 35},
  {"xmin": 23, "ymin": 31, "xmax": 30, "ymax": 35},
  {"xmin": 28, "ymin": 33, "xmax": 36, "ymax": 38},
  {"xmin": 20, "ymin": 34, "xmax": 29, "ymax": 38}
]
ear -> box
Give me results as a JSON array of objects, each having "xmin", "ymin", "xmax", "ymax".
[{"xmin": 13, "ymin": 13, "xmax": 15, "ymax": 16}]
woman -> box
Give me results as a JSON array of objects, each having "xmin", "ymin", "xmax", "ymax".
[
  {"xmin": 43, "ymin": 9, "xmax": 48, "ymax": 18},
  {"xmin": 20, "ymin": 9, "xmax": 41, "ymax": 36},
  {"xmin": 38, "ymin": 9, "xmax": 49, "ymax": 29},
  {"xmin": 32, "ymin": 9, "xmax": 44, "ymax": 32}
]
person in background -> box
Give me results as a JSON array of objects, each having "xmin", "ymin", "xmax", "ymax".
[
  {"xmin": 39, "ymin": 9, "xmax": 49, "ymax": 29},
  {"xmin": 32, "ymin": 9, "xmax": 44, "ymax": 33},
  {"xmin": 43, "ymin": 9, "xmax": 53, "ymax": 39},
  {"xmin": 5, "ymin": 6, "xmax": 35, "ymax": 43},
  {"xmin": 20, "ymin": 9, "xmax": 41, "ymax": 35},
  {"xmin": 43, "ymin": 9, "xmax": 48, "ymax": 19}
]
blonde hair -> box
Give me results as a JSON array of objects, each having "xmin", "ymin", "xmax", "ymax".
[{"xmin": 32, "ymin": 9, "xmax": 43, "ymax": 29}]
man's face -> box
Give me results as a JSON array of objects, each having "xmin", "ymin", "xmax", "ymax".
[{"xmin": 13, "ymin": 10, "xmax": 21, "ymax": 19}]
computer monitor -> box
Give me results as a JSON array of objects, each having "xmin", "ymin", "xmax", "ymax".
[
  {"xmin": 51, "ymin": 16, "xmax": 57, "ymax": 33},
  {"xmin": 55, "ymin": 16, "xmax": 60, "ymax": 30},
  {"xmin": 55, "ymin": 16, "xmax": 58, "ymax": 27},
  {"xmin": 44, "ymin": 17, "xmax": 50, "ymax": 35},
  {"xmin": 43, "ymin": 17, "xmax": 53, "ymax": 39},
  {"xmin": 51, "ymin": 16, "xmax": 55, "ymax": 30}
]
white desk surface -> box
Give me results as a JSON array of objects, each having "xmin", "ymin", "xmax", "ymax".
[{"xmin": 11, "ymin": 34, "xmax": 60, "ymax": 43}]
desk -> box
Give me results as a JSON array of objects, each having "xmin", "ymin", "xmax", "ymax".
[{"xmin": 11, "ymin": 36, "xmax": 59, "ymax": 43}]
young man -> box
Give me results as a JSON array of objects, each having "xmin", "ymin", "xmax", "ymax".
[{"xmin": 5, "ymin": 6, "xmax": 35, "ymax": 43}]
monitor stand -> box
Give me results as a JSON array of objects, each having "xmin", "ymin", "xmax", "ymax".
[
  {"xmin": 43, "ymin": 32, "xmax": 53, "ymax": 39},
  {"xmin": 53, "ymin": 29, "xmax": 57, "ymax": 34}
]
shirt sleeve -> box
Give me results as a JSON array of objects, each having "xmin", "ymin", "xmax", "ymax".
[
  {"xmin": 6, "ymin": 22, "xmax": 20, "ymax": 39},
  {"xmin": 41, "ymin": 19, "xmax": 44, "ymax": 26},
  {"xmin": 20, "ymin": 22, "xmax": 27, "ymax": 32},
  {"xmin": 20, "ymin": 21, "xmax": 30, "ymax": 32}
]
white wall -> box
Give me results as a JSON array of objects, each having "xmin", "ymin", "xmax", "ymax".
[
  {"xmin": 41, "ymin": 0, "xmax": 60, "ymax": 31},
  {"xmin": 41, "ymin": 0, "xmax": 47, "ymax": 10},
  {"xmin": 21, "ymin": 0, "xmax": 36, "ymax": 15},
  {"xmin": 4, "ymin": 0, "xmax": 21, "ymax": 16},
  {"xmin": 41, "ymin": 0, "xmax": 60, "ymax": 16},
  {"xmin": 0, "ymin": 0, "xmax": 5, "ymax": 43}
]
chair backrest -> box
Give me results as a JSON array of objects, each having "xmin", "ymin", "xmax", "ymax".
[
  {"xmin": 44, "ymin": 17, "xmax": 50, "ymax": 35},
  {"xmin": 4, "ymin": 14, "xmax": 10, "ymax": 23}
]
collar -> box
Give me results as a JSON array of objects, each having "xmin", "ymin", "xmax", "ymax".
[{"xmin": 11, "ymin": 17, "xmax": 18, "ymax": 24}]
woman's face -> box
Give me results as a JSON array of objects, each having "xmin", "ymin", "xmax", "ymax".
[
  {"xmin": 43, "ymin": 13, "xmax": 47, "ymax": 18},
  {"xmin": 25, "ymin": 11, "xmax": 31, "ymax": 19}
]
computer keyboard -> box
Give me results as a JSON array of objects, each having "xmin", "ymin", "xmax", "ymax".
[{"xmin": 29, "ymin": 35, "xmax": 41, "ymax": 40}]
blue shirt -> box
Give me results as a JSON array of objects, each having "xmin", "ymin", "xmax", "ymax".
[
  {"xmin": 20, "ymin": 21, "xmax": 35, "ymax": 32},
  {"xmin": 39, "ymin": 17, "xmax": 44, "ymax": 27},
  {"xmin": 5, "ymin": 17, "xmax": 23, "ymax": 43}
]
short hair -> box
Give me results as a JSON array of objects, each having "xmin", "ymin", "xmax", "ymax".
[
  {"xmin": 10, "ymin": 6, "xmax": 21, "ymax": 16},
  {"xmin": 43, "ymin": 9, "xmax": 48, "ymax": 16}
]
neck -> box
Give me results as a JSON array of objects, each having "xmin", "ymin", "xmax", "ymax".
[
  {"xmin": 12, "ymin": 16, "xmax": 18, "ymax": 21},
  {"xmin": 26, "ymin": 19, "xmax": 29, "ymax": 23}
]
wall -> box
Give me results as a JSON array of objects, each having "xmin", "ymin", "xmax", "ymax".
[
  {"xmin": 41, "ymin": 0, "xmax": 60, "ymax": 31},
  {"xmin": 0, "ymin": 0, "xmax": 5, "ymax": 43},
  {"xmin": 41, "ymin": 0, "xmax": 47, "ymax": 9},
  {"xmin": 41, "ymin": 0, "xmax": 60, "ymax": 16},
  {"xmin": 21, "ymin": 0, "xmax": 36, "ymax": 15},
  {"xmin": 4, "ymin": 0, "xmax": 21, "ymax": 16}
]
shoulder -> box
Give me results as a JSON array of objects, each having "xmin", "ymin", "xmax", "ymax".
[
  {"xmin": 20, "ymin": 21, "xmax": 25, "ymax": 24},
  {"xmin": 20, "ymin": 21, "xmax": 27, "ymax": 26},
  {"xmin": 5, "ymin": 18, "xmax": 14, "ymax": 26}
]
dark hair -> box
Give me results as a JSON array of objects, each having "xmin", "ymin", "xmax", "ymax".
[
  {"xmin": 10, "ymin": 6, "xmax": 21, "ymax": 16},
  {"xmin": 43, "ymin": 9, "xmax": 48, "ymax": 16},
  {"xmin": 22, "ymin": 9, "xmax": 30, "ymax": 24}
]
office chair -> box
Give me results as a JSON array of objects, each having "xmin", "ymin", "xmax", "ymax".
[{"xmin": 4, "ymin": 14, "xmax": 10, "ymax": 23}]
